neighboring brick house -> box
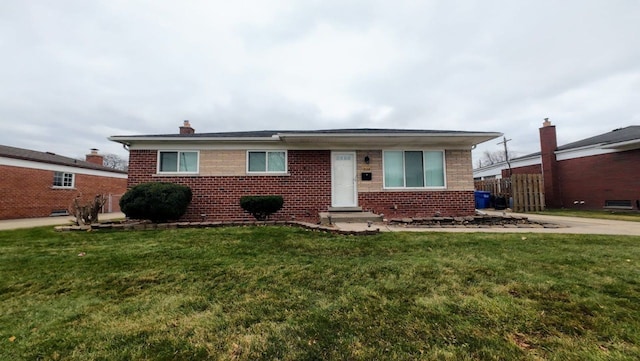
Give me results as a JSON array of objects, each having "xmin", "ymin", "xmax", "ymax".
[
  {"xmin": 473, "ymin": 120, "xmax": 640, "ymax": 210},
  {"xmin": 110, "ymin": 121, "xmax": 501, "ymax": 222},
  {"xmin": 0, "ymin": 145, "xmax": 128, "ymax": 220}
]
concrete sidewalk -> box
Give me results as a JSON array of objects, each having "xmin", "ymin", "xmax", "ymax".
[
  {"xmin": 335, "ymin": 210, "xmax": 640, "ymax": 236},
  {"xmin": 0, "ymin": 212, "xmax": 125, "ymax": 231}
]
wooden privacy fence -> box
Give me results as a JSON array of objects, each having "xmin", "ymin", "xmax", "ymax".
[
  {"xmin": 474, "ymin": 178, "xmax": 511, "ymax": 197},
  {"xmin": 511, "ymin": 174, "xmax": 545, "ymax": 212},
  {"xmin": 474, "ymin": 174, "xmax": 545, "ymax": 212},
  {"xmin": 105, "ymin": 193, "xmax": 124, "ymax": 213}
]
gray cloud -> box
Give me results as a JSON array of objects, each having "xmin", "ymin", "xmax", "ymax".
[{"xmin": 1, "ymin": 0, "xmax": 638, "ymax": 163}]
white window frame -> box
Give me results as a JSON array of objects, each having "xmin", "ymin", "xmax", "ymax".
[
  {"xmin": 157, "ymin": 150, "xmax": 199, "ymax": 174},
  {"xmin": 52, "ymin": 171, "xmax": 75, "ymax": 188},
  {"xmin": 382, "ymin": 150, "xmax": 447, "ymax": 189},
  {"xmin": 246, "ymin": 150, "xmax": 288, "ymax": 174}
]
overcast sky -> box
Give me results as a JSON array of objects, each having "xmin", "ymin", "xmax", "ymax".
[{"xmin": 1, "ymin": 0, "xmax": 639, "ymax": 165}]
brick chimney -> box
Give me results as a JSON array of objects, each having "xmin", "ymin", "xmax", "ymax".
[
  {"xmin": 539, "ymin": 119, "xmax": 561, "ymax": 207},
  {"xmin": 179, "ymin": 120, "xmax": 195, "ymax": 135},
  {"xmin": 85, "ymin": 148, "xmax": 104, "ymax": 166}
]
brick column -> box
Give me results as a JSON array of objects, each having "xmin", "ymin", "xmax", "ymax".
[
  {"xmin": 85, "ymin": 148, "xmax": 104, "ymax": 166},
  {"xmin": 539, "ymin": 119, "xmax": 561, "ymax": 207},
  {"xmin": 180, "ymin": 120, "xmax": 195, "ymax": 134}
]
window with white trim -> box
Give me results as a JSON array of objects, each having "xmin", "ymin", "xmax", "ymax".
[
  {"xmin": 247, "ymin": 151, "xmax": 287, "ymax": 173},
  {"xmin": 53, "ymin": 171, "xmax": 74, "ymax": 188},
  {"xmin": 383, "ymin": 150, "xmax": 445, "ymax": 188},
  {"xmin": 158, "ymin": 151, "xmax": 199, "ymax": 173}
]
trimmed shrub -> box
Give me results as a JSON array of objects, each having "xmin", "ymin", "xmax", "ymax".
[
  {"xmin": 240, "ymin": 195, "xmax": 284, "ymax": 221},
  {"xmin": 120, "ymin": 182, "xmax": 192, "ymax": 223}
]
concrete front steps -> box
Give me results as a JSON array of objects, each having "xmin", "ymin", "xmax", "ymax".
[{"xmin": 319, "ymin": 207, "xmax": 383, "ymax": 225}]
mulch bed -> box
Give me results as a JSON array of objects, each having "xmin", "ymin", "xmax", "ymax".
[
  {"xmin": 55, "ymin": 214, "xmax": 562, "ymax": 235},
  {"xmin": 54, "ymin": 220, "xmax": 380, "ymax": 235}
]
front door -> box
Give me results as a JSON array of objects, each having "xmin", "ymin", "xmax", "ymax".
[{"xmin": 331, "ymin": 152, "xmax": 357, "ymax": 207}]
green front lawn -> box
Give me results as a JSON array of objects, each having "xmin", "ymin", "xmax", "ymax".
[{"xmin": 1, "ymin": 227, "xmax": 639, "ymax": 360}]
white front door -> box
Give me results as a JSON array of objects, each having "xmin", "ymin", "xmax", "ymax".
[{"xmin": 331, "ymin": 152, "xmax": 357, "ymax": 207}]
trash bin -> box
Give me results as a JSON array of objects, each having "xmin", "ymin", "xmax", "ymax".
[
  {"xmin": 474, "ymin": 191, "xmax": 491, "ymax": 209},
  {"xmin": 494, "ymin": 196, "xmax": 507, "ymax": 210}
]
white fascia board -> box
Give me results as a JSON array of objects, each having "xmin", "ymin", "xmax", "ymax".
[
  {"xmin": 601, "ymin": 139, "xmax": 640, "ymax": 150},
  {"xmin": 278, "ymin": 132, "xmax": 502, "ymax": 138},
  {"xmin": 510, "ymin": 155, "xmax": 542, "ymax": 167},
  {"xmin": 278, "ymin": 132, "xmax": 503, "ymax": 147},
  {"xmin": 109, "ymin": 135, "xmax": 281, "ymax": 145},
  {"xmin": 555, "ymin": 145, "xmax": 617, "ymax": 161},
  {"xmin": 113, "ymin": 132, "xmax": 502, "ymax": 151},
  {"xmin": 473, "ymin": 166, "xmax": 505, "ymax": 178},
  {"xmin": 126, "ymin": 140, "xmax": 474, "ymax": 151},
  {"xmin": 128, "ymin": 142, "xmax": 286, "ymax": 151},
  {"xmin": 111, "ymin": 132, "xmax": 503, "ymax": 147},
  {"xmin": 0, "ymin": 156, "xmax": 128, "ymax": 179}
]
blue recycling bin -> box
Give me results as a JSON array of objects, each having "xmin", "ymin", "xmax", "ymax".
[{"xmin": 474, "ymin": 191, "xmax": 491, "ymax": 209}]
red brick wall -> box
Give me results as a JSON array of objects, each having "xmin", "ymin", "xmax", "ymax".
[
  {"xmin": 0, "ymin": 165, "xmax": 128, "ymax": 220},
  {"xmin": 128, "ymin": 150, "xmax": 333, "ymax": 222},
  {"xmin": 128, "ymin": 149, "xmax": 477, "ymax": 221},
  {"xmin": 556, "ymin": 149, "xmax": 640, "ymax": 210},
  {"xmin": 501, "ymin": 164, "xmax": 541, "ymax": 178},
  {"xmin": 127, "ymin": 149, "xmax": 157, "ymax": 184},
  {"xmin": 359, "ymin": 190, "xmax": 475, "ymax": 218}
]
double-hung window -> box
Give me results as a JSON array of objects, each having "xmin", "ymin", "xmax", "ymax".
[
  {"xmin": 53, "ymin": 171, "xmax": 74, "ymax": 188},
  {"xmin": 383, "ymin": 150, "xmax": 445, "ymax": 188},
  {"xmin": 247, "ymin": 151, "xmax": 287, "ymax": 173},
  {"xmin": 158, "ymin": 151, "xmax": 199, "ymax": 173}
]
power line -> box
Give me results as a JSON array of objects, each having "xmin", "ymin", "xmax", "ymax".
[{"xmin": 497, "ymin": 136, "xmax": 512, "ymax": 176}]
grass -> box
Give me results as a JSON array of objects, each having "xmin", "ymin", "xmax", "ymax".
[
  {"xmin": 534, "ymin": 209, "xmax": 640, "ymax": 222},
  {"xmin": 1, "ymin": 226, "xmax": 640, "ymax": 360}
]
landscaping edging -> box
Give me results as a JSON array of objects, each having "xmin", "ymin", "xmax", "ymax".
[
  {"xmin": 54, "ymin": 215, "xmax": 563, "ymax": 234},
  {"xmin": 54, "ymin": 220, "xmax": 381, "ymax": 236}
]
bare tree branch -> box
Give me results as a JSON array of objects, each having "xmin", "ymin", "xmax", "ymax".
[
  {"xmin": 102, "ymin": 153, "xmax": 128, "ymax": 171},
  {"xmin": 480, "ymin": 150, "xmax": 507, "ymax": 166}
]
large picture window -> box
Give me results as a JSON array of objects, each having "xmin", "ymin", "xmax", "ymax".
[
  {"xmin": 53, "ymin": 171, "xmax": 74, "ymax": 188},
  {"xmin": 383, "ymin": 150, "xmax": 445, "ymax": 188},
  {"xmin": 158, "ymin": 151, "xmax": 198, "ymax": 173},
  {"xmin": 247, "ymin": 151, "xmax": 287, "ymax": 173}
]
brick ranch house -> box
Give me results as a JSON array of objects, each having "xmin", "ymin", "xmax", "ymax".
[
  {"xmin": 474, "ymin": 120, "xmax": 640, "ymax": 210},
  {"xmin": 110, "ymin": 121, "xmax": 501, "ymax": 222},
  {"xmin": 0, "ymin": 145, "xmax": 128, "ymax": 220}
]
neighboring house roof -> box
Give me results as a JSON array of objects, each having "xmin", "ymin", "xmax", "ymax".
[
  {"xmin": 0, "ymin": 144, "xmax": 127, "ymax": 174},
  {"xmin": 473, "ymin": 152, "xmax": 542, "ymax": 179},
  {"xmin": 473, "ymin": 125, "xmax": 640, "ymax": 177},
  {"xmin": 557, "ymin": 126, "xmax": 640, "ymax": 151},
  {"xmin": 110, "ymin": 128, "xmax": 503, "ymax": 148}
]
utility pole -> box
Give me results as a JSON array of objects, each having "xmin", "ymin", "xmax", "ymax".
[{"xmin": 497, "ymin": 136, "xmax": 512, "ymax": 177}]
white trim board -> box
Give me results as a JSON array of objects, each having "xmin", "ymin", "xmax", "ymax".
[
  {"xmin": 126, "ymin": 142, "xmax": 472, "ymax": 151},
  {"xmin": 0, "ymin": 157, "xmax": 128, "ymax": 179}
]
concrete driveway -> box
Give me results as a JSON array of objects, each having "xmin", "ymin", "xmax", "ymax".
[
  {"xmin": 336, "ymin": 210, "xmax": 640, "ymax": 236},
  {"xmin": 0, "ymin": 212, "xmax": 125, "ymax": 231}
]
